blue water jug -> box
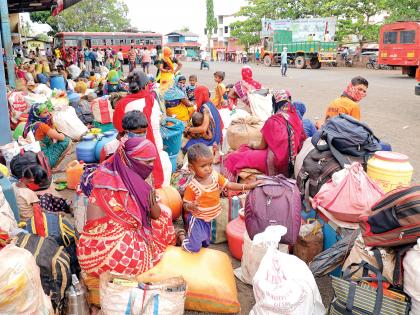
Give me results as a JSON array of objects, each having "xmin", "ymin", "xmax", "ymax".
[
  {"xmin": 169, "ymin": 153, "xmax": 178, "ymax": 172},
  {"xmin": 67, "ymin": 91, "xmax": 81, "ymax": 107},
  {"xmin": 0, "ymin": 174, "xmax": 19, "ymax": 221},
  {"xmin": 161, "ymin": 117, "xmax": 185, "ymax": 156},
  {"xmin": 95, "ymin": 130, "xmax": 117, "ymax": 161},
  {"xmin": 76, "ymin": 135, "xmax": 97, "ymax": 163},
  {"xmin": 50, "ymin": 74, "xmax": 66, "ymax": 91}
]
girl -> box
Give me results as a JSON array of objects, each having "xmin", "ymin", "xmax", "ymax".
[{"xmin": 211, "ymin": 71, "xmax": 226, "ymax": 109}]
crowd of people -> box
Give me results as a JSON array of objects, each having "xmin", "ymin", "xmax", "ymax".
[{"xmin": 3, "ymin": 43, "xmax": 414, "ymax": 315}]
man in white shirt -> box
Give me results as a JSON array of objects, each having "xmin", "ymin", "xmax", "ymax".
[
  {"xmin": 117, "ymin": 49, "xmax": 124, "ymax": 71},
  {"xmin": 200, "ymin": 50, "xmax": 207, "ymax": 70}
]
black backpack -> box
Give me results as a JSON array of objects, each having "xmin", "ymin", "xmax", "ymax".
[
  {"xmin": 312, "ymin": 114, "xmax": 381, "ymax": 167},
  {"xmin": 14, "ymin": 233, "xmax": 71, "ymax": 311}
]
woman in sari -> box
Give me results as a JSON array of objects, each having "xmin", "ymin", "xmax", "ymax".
[
  {"xmin": 159, "ymin": 47, "xmax": 182, "ymax": 93},
  {"xmin": 223, "ymin": 89, "xmax": 306, "ymax": 180},
  {"xmin": 77, "ymin": 137, "xmax": 175, "ymax": 278},
  {"xmin": 164, "ymin": 75, "xmax": 194, "ymax": 122},
  {"xmin": 113, "ymin": 71, "xmax": 165, "ymax": 188},
  {"xmin": 23, "ymin": 103, "xmax": 71, "ymax": 168},
  {"xmin": 183, "ymin": 85, "xmax": 223, "ymax": 153},
  {"xmin": 228, "ymin": 65, "xmax": 262, "ymax": 112}
]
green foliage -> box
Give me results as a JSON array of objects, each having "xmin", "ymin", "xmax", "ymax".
[
  {"xmin": 180, "ymin": 26, "xmax": 190, "ymax": 32},
  {"xmin": 231, "ymin": 0, "xmax": 417, "ymax": 46},
  {"xmin": 206, "ymin": 0, "xmax": 217, "ymax": 47},
  {"xmin": 30, "ymin": 0, "xmax": 130, "ymax": 35}
]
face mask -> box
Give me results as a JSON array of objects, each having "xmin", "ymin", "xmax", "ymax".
[
  {"xmin": 127, "ymin": 131, "xmax": 147, "ymax": 139},
  {"xmin": 25, "ymin": 181, "xmax": 40, "ymax": 191}
]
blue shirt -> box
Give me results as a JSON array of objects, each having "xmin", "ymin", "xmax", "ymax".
[{"xmin": 281, "ymin": 51, "xmax": 287, "ymax": 64}]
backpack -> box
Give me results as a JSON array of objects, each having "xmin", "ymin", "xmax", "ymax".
[
  {"xmin": 312, "ymin": 114, "xmax": 381, "ymax": 167},
  {"xmin": 296, "ymin": 149, "xmax": 365, "ymax": 199},
  {"xmin": 244, "ymin": 174, "xmax": 301, "ymax": 244},
  {"xmin": 359, "ymin": 185, "xmax": 420, "ymax": 247},
  {"xmin": 73, "ymin": 99, "xmax": 94, "ymax": 125},
  {"xmin": 14, "ymin": 233, "xmax": 71, "ymax": 311},
  {"xmin": 10, "ymin": 150, "xmax": 52, "ymax": 191}
]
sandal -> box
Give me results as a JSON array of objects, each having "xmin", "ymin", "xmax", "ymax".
[{"xmin": 175, "ymin": 229, "xmax": 186, "ymax": 247}]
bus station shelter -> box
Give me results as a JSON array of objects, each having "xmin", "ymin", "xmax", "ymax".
[{"xmin": 0, "ymin": 0, "xmax": 81, "ymax": 144}]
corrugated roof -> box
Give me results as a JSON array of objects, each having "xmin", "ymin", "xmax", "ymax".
[
  {"xmin": 7, "ymin": 0, "xmax": 81, "ymax": 14},
  {"xmin": 166, "ymin": 31, "xmax": 199, "ymax": 37}
]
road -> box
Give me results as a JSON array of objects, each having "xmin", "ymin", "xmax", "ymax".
[{"xmin": 177, "ymin": 61, "xmax": 420, "ymax": 181}]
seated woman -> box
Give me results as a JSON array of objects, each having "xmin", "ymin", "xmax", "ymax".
[
  {"xmin": 228, "ymin": 65, "xmax": 262, "ymax": 112},
  {"xmin": 103, "ymin": 69, "xmax": 126, "ymax": 94},
  {"xmin": 23, "ymin": 103, "xmax": 71, "ymax": 169},
  {"xmin": 223, "ymin": 89, "xmax": 306, "ymax": 180},
  {"xmin": 183, "ymin": 85, "xmax": 223, "ymax": 154},
  {"xmin": 77, "ymin": 137, "xmax": 176, "ymax": 277},
  {"xmin": 164, "ymin": 75, "xmax": 195, "ymax": 123},
  {"xmin": 159, "ymin": 47, "xmax": 182, "ymax": 93}
]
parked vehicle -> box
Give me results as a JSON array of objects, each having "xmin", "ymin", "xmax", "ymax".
[{"xmin": 344, "ymin": 55, "xmax": 353, "ymax": 67}]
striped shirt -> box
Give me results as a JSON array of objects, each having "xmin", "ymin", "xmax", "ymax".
[{"xmin": 183, "ymin": 171, "xmax": 228, "ymax": 222}]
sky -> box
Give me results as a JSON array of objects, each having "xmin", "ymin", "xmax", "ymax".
[{"xmin": 124, "ymin": 0, "xmax": 247, "ymax": 36}]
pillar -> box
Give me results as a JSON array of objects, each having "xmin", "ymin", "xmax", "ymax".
[
  {"xmin": 0, "ymin": 28, "xmax": 12, "ymax": 145},
  {"xmin": 0, "ymin": 0, "xmax": 15, "ymax": 88}
]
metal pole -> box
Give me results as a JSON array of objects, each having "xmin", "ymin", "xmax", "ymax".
[
  {"xmin": 0, "ymin": 26, "xmax": 12, "ymax": 145},
  {"xmin": 0, "ymin": 0, "xmax": 15, "ymax": 88}
]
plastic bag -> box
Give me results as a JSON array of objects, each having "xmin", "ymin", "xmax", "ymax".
[
  {"xmin": 293, "ymin": 220, "xmax": 323, "ymax": 264},
  {"xmin": 251, "ymin": 247, "xmax": 325, "ymax": 315},
  {"xmin": 312, "ymin": 162, "xmax": 384, "ymax": 222},
  {"xmin": 248, "ymin": 90, "xmax": 273, "ymax": 122},
  {"xmin": 0, "ymin": 244, "xmax": 53, "ymax": 314},
  {"xmin": 235, "ymin": 225, "xmax": 288, "ymax": 285},
  {"xmin": 0, "ymin": 187, "xmax": 18, "ymax": 234},
  {"xmin": 53, "ymin": 106, "xmax": 88, "ymax": 140}
]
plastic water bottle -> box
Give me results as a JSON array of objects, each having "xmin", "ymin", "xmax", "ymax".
[
  {"xmin": 66, "ymin": 274, "xmax": 90, "ymax": 315},
  {"xmin": 231, "ymin": 196, "xmax": 241, "ymax": 220}
]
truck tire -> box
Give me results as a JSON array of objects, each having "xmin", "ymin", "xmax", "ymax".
[
  {"xmin": 310, "ymin": 58, "xmax": 321, "ymax": 69},
  {"xmin": 263, "ymin": 55, "xmax": 272, "ymax": 67},
  {"xmin": 408, "ymin": 67, "xmax": 416, "ymax": 78},
  {"xmin": 415, "ymin": 83, "xmax": 420, "ymax": 96},
  {"xmin": 295, "ymin": 56, "xmax": 306, "ymax": 69}
]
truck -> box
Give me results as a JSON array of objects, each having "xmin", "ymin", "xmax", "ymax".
[
  {"xmin": 261, "ymin": 30, "xmax": 337, "ymax": 68},
  {"xmin": 377, "ymin": 21, "xmax": 420, "ymax": 95}
]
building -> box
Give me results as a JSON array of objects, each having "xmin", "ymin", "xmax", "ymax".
[
  {"xmin": 206, "ymin": 10, "xmax": 246, "ymax": 62},
  {"xmin": 165, "ymin": 31, "xmax": 201, "ymax": 60}
]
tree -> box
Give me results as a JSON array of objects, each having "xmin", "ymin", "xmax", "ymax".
[
  {"xmin": 206, "ymin": 0, "xmax": 217, "ymax": 50},
  {"xmin": 180, "ymin": 26, "xmax": 190, "ymax": 32},
  {"xmin": 385, "ymin": 0, "xmax": 420, "ymax": 22},
  {"xmin": 30, "ymin": 0, "xmax": 130, "ymax": 34}
]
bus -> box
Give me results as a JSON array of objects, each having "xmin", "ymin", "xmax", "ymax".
[
  {"xmin": 53, "ymin": 31, "xmax": 163, "ymax": 60},
  {"xmin": 378, "ymin": 21, "xmax": 420, "ymax": 80}
]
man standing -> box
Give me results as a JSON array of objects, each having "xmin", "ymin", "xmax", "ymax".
[
  {"xmin": 117, "ymin": 49, "xmax": 124, "ymax": 72},
  {"xmin": 200, "ymin": 49, "xmax": 207, "ymax": 70},
  {"xmin": 255, "ymin": 49, "xmax": 260, "ymax": 65},
  {"xmin": 151, "ymin": 47, "xmax": 157, "ymax": 63},
  {"xmin": 128, "ymin": 46, "xmax": 137, "ymax": 73},
  {"xmin": 281, "ymin": 47, "xmax": 288, "ymax": 76}
]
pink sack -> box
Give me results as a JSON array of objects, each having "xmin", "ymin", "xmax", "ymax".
[{"xmin": 312, "ymin": 162, "xmax": 384, "ymax": 222}]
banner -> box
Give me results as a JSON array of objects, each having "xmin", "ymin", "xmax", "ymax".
[{"xmin": 261, "ymin": 17, "xmax": 337, "ymax": 41}]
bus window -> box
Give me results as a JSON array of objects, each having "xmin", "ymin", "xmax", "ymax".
[
  {"xmin": 105, "ymin": 39, "xmax": 113, "ymax": 46},
  {"xmin": 135, "ymin": 39, "xmax": 141, "ymax": 45},
  {"xmin": 65, "ymin": 39, "xmax": 78, "ymax": 47},
  {"xmin": 383, "ymin": 31, "xmax": 397, "ymax": 44},
  {"xmin": 54, "ymin": 37, "xmax": 63, "ymax": 49},
  {"xmin": 119, "ymin": 39, "xmax": 125, "ymax": 45},
  {"xmin": 145, "ymin": 40, "xmax": 150, "ymax": 45},
  {"xmin": 400, "ymin": 30, "xmax": 415, "ymax": 44}
]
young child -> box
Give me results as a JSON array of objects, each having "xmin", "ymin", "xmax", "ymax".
[
  {"xmin": 189, "ymin": 112, "xmax": 213, "ymax": 140},
  {"xmin": 12, "ymin": 165, "xmax": 48, "ymax": 222},
  {"xmin": 179, "ymin": 143, "xmax": 262, "ymax": 253},
  {"xmin": 224, "ymin": 83, "xmax": 236, "ymax": 110},
  {"xmin": 211, "ymin": 71, "xmax": 226, "ymax": 109},
  {"xmin": 186, "ymin": 74, "xmax": 198, "ymax": 102}
]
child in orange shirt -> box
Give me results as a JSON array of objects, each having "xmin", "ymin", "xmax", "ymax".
[
  {"xmin": 211, "ymin": 71, "xmax": 226, "ymax": 109},
  {"xmin": 179, "ymin": 143, "xmax": 262, "ymax": 253}
]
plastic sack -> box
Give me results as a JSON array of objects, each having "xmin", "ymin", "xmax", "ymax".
[
  {"xmin": 53, "ymin": 106, "xmax": 88, "ymax": 140},
  {"xmin": 219, "ymin": 107, "xmax": 233, "ymax": 129},
  {"xmin": 312, "ymin": 162, "xmax": 384, "ymax": 222},
  {"xmin": 7, "ymin": 91, "xmax": 28, "ymax": 124},
  {"xmin": 251, "ymin": 247, "xmax": 325, "ymax": 315},
  {"xmin": 235, "ymin": 225, "xmax": 288, "ymax": 285},
  {"xmin": 160, "ymin": 151, "xmax": 172, "ymax": 187},
  {"xmin": 0, "ymin": 244, "xmax": 53, "ymax": 314},
  {"xmin": 73, "ymin": 193, "xmax": 88, "ymax": 234},
  {"xmin": 248, "ymin": 89, "xmax": 273, "ymax": 122},
  {"xmin": 403, "ymin": 239, "xmax": 420, "ymax": 315},
  {"xmin": 136, "ymin": 246, "xmax": 240, "ymax": 314},
  {"xmin": 100, "ymin": 272, "xmax": 186, "ymax": 315},
  {"xmin": 227, "ymin": 116, "xmax": 263, "ymax": 151}
]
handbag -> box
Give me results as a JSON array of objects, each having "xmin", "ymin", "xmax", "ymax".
[{"xmin": 329, "ymin": 261, "xmax": 411, "ymax": 315}]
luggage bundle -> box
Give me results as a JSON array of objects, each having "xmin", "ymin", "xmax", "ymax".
[{"xmin": 227, "ymin": 116, "xmax": 264, "ymax": 151}]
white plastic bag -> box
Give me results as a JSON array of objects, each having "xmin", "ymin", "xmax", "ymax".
[
  {"xmin": 53, "ymin": 106, "xmax": 88, "ymax": 140},
  {"xmin": 0, "ymin": 187, "xmax": 18, "ymax": 234},
  {"xmin": 248, "ymin": 90, "xmax": 273, "ymax": 122},
  {"xmin": 160, "ymin": 150, "xmax": 172, "ymax": 187},
  {"xmin": 403, "ymin": 239, "xmax": 420, "ymax": 315},
  {"xmin": 250, "ymin": 247, "xmax": 325, "ymax": 315},
  {"xmin": 235, "ymin": 225, "xmax": 288, "ymax": 285}
]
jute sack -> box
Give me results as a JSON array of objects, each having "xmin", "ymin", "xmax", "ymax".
[{"xmin": 227, "ymin": 116, "xmax": 263, "ymax": 151}]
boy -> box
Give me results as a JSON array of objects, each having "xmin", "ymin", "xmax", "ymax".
[
  {"xmin": 186, "ymin": 74, "xmax": 198, "ymax": 102},
  {"xmin": 189, "ymin": 112, "xmax": 213, "ymax": 140},
  {"xmin": 179, "ymin": 144, "xmax": 262, "ymax": 253},
  {"xmin": 212, "ymin": 71, "xmax": 226, "ymax": 109}
]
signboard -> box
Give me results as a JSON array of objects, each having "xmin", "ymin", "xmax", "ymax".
[{"xmin": 261, "ymin": 17, "xmax": 337, "ymax": 41}]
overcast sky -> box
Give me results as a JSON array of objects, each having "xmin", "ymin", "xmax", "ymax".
[{"xmin": 124, "ymin": 0, "xmax": 247, "ymax": 35}]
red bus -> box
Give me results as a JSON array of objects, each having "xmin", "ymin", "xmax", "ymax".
[
  {"xmin": 53, "ymin": 31, "xmax": 162, "ymax": 60},
  {"xmin": 378, "ymin": 21, "xmax": 420, "ymax": 80}
]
